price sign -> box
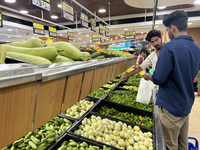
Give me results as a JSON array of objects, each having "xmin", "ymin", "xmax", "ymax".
[
  {"xmin": 68, "ymin": 32, "xmax": 74, "ymax": 41},
  {"xmin": 61, "ymin": 0, "xmax": 74, "ymax": 22},
  {"xmin": 105, "ymin": 27, "xmax": 109, "ymax": 37},
  {"xmin": 49, "ymin": 26, "xmax": 57, "ymax": 37},
  {"xmin": 92, "ymin": 34, "xmax": 101, "ymax": 42},
  {"xmin": 29, "ymin": 0, "xmax": 51, "ymax": 13},
  {"xmin": 80, "ymin": 12, "xmax": 89, "ymax": 29},
  {"xmin": 0, "ymin": 12, "xmax": 3, "ymax": 27},
  {"xmin": 91, "ymin": 19, "xmax": 96, "ymax": 32},
  {"xmin": 33, "ymin": 22, "xmax": 45, "ymax": 35},
  {"xmin": 125, "ymin": 31, "xmax": 136, "ymax": 40},
  {"xmin": 99, "ymin": 23, "xmax": 104, "ymax": 35}
]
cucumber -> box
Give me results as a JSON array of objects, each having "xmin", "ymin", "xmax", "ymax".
[
  {"xmin": 0, "ymin": 45, "xmax": 7, "ymax": 62},
  {"xmin": 12, "ymin": 138, "xmax": 24, "ymax": 146},
  {"xmin": 93, "ymin": 56, "xmax": 105, "ymax": 59},
  {"xmin": 90, "ymin": 51, "xmax": 101, "ymax": 59},
  {"xmin": 51, "ymin": 55, "xmax": 74, "ymax": 63}
]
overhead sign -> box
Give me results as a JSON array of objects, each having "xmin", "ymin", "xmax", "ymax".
[
  {"xmin": 80, "ymin": 12, "xmax": 89, "ymax": 29},
  {"xmin": 125, "ymin": 31, "xmax": 136, "ymax": 40},
  {"xmin": 92, "ymin": 34, "xmax": 101, "ymax": 42},
  {"xmin": 105, "ymin": 27, "xmax": 109, "ymax": 37},
  {"xmin": 91, "ymin": 19, "xmax": 97, "ymax": 32},
  {"xmin": 61, "ymin": 0, "xmax": 74, "ymax": 22},
  {"xmin": 29, "ymin": 0, "xmax": 51, "ymax": 13},
  {"xmin": 99, "ymin": 23, "xmax": 104, "ymax": 35},
  {"xmin": 42, "ymin": 37, "xmax": 55, "ymax": 44},
  {"xmin": 33, "ymin": 22, "xmax": 45, "ymax": 35},
  {"xmin": 0, "ymin": 12, "xmax": 3, "ymax": 27},
  {"xmin": 49, "ymin": 26, "xmax": 57, "ymax": 37},
  {"xmin": 68, "ymin": 32, "xmax": 74, "ymax": 41}
]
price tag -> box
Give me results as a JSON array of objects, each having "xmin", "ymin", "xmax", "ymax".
[
  {"xmin": 105, "ymin": 27, "xmax": 109, "ymax": 37},
  {"xmin": 68, "ymin": 32, "xmax": 74, "ymax": 41},
  {"xmin": 33, "ymin": 22, "xmax": 45, "ymax": 35},
  {"xmin": 29, "ymin": 0, "xmax": 51, "ymax": 13},
  {"xmin": 61, "ymin": 0, "xmax": 74, "ymax": 22},
  {"xmin": 125, "ymin": 31, "xmax": 136, "ymax": 40},
  {"xmin": 92, "ymin": 34, "xmax": 101, "ymax": 42},
  {"xmin": 0, "ymin": 12, "xmax": 3, "ymax": 27},
  {"xmin": 91, "ymin": 19, "xmax": 97, "ymax": 32},
  {"xmin": 49, "ymin": 27, "xmax": 57, "ymax": 37},
  {"xmin": 99, "ymin": 23, "xmax": 104, "ymax": 35}
]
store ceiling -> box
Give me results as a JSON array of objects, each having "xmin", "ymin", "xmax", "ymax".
[{"xmin": 0, "ymin": 0, "xmax": 200, "ymax": 45}]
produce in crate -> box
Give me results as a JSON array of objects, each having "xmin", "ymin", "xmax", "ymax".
[
  {"xmin": 2, "ymin": 117, "xmax": 72, "ymax": 150},
  {"xmin": 103, "ymin": 83, "xmax": 117, "ymax": 89},
  {"xmin": 98, "ymin": 106, "xmax": 153, "ymax": 128},
  {"xmin": 89, "ymin": 88, "xmax": 110, "ymax": 98},
  {"xmin": 0, "ymin": 45, "xmax": 6, "ymax": 64},
  {"xmin": 119, "ymin": 85, "xmax": 139, "ymax": 91},
  {"xmin": 2, "ymin": 45, "xmax": 58, "ymax": 60},
  {"xmin": 57, "ymin": 139, "xmax": 111, "ymax": 150},
  {"xmin": 93, "ymin": 55, "xmax": 105, "ymax": 60},
  {"xmin": 74, "ymin": 115, "xmax": 153, "ymax": 150},
  {"xmin": 51, "ymin": 55, "xmax": 74, "ymax": 63},
  {"xmin": 7, "ymin": 52, "xmax": 52, "ymax": 65},
  {"xmin": 62, "ymin": 100, "xmax": 95, "ymax": 119},
  {"xmin": 91, "ymin": 51, "xmax": 101, "ymax": 59}
]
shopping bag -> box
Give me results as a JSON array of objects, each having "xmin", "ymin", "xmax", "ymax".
[{"xmin": 136, "ymin": 78, "xmax": 155, "ymax": 104}]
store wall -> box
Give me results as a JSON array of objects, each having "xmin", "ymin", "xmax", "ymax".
[{"xmin": 187, "ymin": 28, "xmax": 200, "ymax": 46}]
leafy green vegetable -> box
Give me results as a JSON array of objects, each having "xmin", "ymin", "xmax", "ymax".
[{"xmin": 89, "ymin": 88, "xmax": 110, "ymax": 98}]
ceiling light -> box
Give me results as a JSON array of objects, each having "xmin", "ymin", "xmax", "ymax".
[
  {"xmin": 141, "ymin": 32, "xmax": 143, "ymax": 34},
  {"xmin": 57, "ymin": 4, "xmax": 61, "ymax": 8},
  {"xmin": 194, "ymin": 0, "xmax": 200, "ymax": 4},
  {"xmin": 34, "ymin": 34, "xmax": 37, "ymax": 35},
  {"xmin": 6, "ymin": 41, "xmax": 9, "ymax": 42},
  {"xmin": 98, "ymin": 9, "xmax": 106, "ymax": 13},
  {"xmin": 32, "ymin": 37, "xmax": 34, "ymax": 38},
  {"xmin": 83, "ymin": 42, "xmax": 85, "ymax": 43},
  {"xmin": 158, "ymin": 6, "xmax": 166, "ymax": 9},
  {"xmin": 155, "ymin": 26, "xmax": 159, "ymax": 28},
  {"xmin": 86, "ymin": 35, "xmax": 89, "ymax": 36},
  {"xmin": 79, "ymin": 38, "xmax": 81, "ymax": 39},
  {"xmin": 59, "ymin": 34, "xmax": 63, "ymax": 36},
  {"xmin": 51, "ymin": 15, "xmax": 58, "ymax": 19},
  {"xmin": 46, "ymin": 36, "xmax": 48, "ymax": 37},
  {"xmin": 8, "ymin": 29, "xmax": 12, "ymax": 31},
  {"xmin": 124, "ymin": 29, "xmax": 128, "ymax": 30},
  {"xmin": 116, "ymin": 37, "xmax": 118, "ymax": 39},
  {"xmin": 188, "ymin": 22, "xmax": 192, "ymax": 25},
  {"xmin": 121, "ymin": 36, "xmax": 123, "ymax": 38},
  {"xmin": 22, "ymin": 40, "xmax": 25, "ymax": 41},
  {"xmin": 20, "ymin": 10, "xmax": 28, "ymax": 14},
  {"xmin": 90, "ymin": 40, "xmax": 92, "ymax": 41},
  {"xmin": 78, "ymin": 33, "xmax": 81, "ymax": 34},
  {"xmin": 4, "ymin": 0, "xmax": 16, "ymax": 3}
]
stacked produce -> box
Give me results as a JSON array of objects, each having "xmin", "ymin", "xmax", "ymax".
[
  {"xmin": 125, "ymin": 75, "xmax": 141, "ymax": 86},
  {"xmin": 57, "ymin": 139, "xmax": 111, "ymax": 150},
  {"xmin": 3, "ymin": 38, "xmax": 94, "ymax": 65},
  {"xmin": 97, "ymin": 106, "xmax": 153, "ymax": 128},
  {"xmin": 107, "ymin": 90, "xmax": 153, "ymax": 112},
  {"xmin": 97, "ymin": 49, "xmax": 134, "ymax": 57},
  {"xmin": 73, "ymin": 115, "xmax": 153, "ymax": 150},
  {"xmin": 0, "ymin": 45, "xmax": 6, "ymax": 64},
  {"xmin": 103, "ymin": 83, "xmax": 117, "ymax": 89},
  {"xmin": 89, "ymin": 88, "xmax": 110, "ymax": 98},
  {"xmin": 2, "ymin": 117, "xmax": 72, "ymax": 150},
  {"xmin": 119, "ymin": 85, "xmax": 139, "ymax": 91},
  {"xmin": 90, "ymin": 51, "xmax": 105, "ymax": 60},
  {"xmin": 62, "ymin": 100, "xmax": 95, "ymax": 119}
]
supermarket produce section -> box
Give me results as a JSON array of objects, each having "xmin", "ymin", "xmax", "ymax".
[{"xmin": 0, "ymin": 56, "xmax": 165, "ymax": 150}]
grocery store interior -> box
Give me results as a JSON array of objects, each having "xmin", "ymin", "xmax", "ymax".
[{"xmin": 0, "ymin": 0, "xmax": 200, "ymax": 149}]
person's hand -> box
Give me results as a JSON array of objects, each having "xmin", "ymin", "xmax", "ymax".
[
  {"xmin": 119, "ymin": 75, "xmax": 128, "ymax": 81},
  {"xmin": 141, "ymin": 73, "xmax": 152, "ymax": 81}
]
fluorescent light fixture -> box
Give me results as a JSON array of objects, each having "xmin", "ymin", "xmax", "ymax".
[
  {"xmin": 194, "ymin": 0, "xmax": 200, "ymax": 4},
  {"xmin": 116, "ymin": 37, "xmax": 118, "ymax": 39},
  {"xmin": 155, "ymin": 26, "xmax": 159, "ymax": 28},
  {"xmin": 34, "ymin": 34, "xmax": 37, "ymax": 35},
  {"xmin": 79, "ymin": 38, "xmax": 81, "ymax": 39},
  {"xmin": 158, "ymin": 6, "xmax": 166, "ymax": 9},
  {"xmin": 59, "ymin": 34, "xmax": 63, "ymax": 36},
  {"xmin": 124, "ymin": 29, "xmax": 128, "ymax": 30},
  {"xmin": 188, "ymin": 22, "xmax": 192, "ymax": 25},
  {"xmin": 8, "ymin": 29, "xmax": 12, "ymax": 31},
  {"xmin": 78, "ymin": 32, "xmax": 81, "ymax": 34},
  {"xmin": 51, "ymin": 15, "xmax": 58, "ymax": 19},
  {"xmin": 98, "ymin": 9, "xmax": 106, "ymax": 13},
  {"xmin": 86, "ymin": 35, "xmax": 89, "ymax": 36},
  {"xmin": 46, "ymin": 36, "xmax": 48, "ymax": 37},
  {"xmin": 141, "ymin": 32, "xmax": 143, "ymax": 34},
  {"xmin": 20, "ymin": 10, "xmax": 28, "ymax": 14},
  {"xmin": 22, "ymin": 40, "xmax": 25, "ymax": 41},
  {"xmin": 83, "ymin": 42, "xmax": 86, "ymax": 43},
  {"xmin": 32, "ymin": 37, "xmax": 35, "ymax": 38},
  {"xmin": 57, "ymin": 4, "xmax": 61, "ymax": 8},
  {"xmin": 6, "ymin": 41, "xmax": 9, "ymax": 42},
  {"xmin": 4, "ymin": 0, "xmax": 16, "ymax": 3},
  {"xmin": 90, "ymin": 40, "xmax": 92, "ymax": 41}
]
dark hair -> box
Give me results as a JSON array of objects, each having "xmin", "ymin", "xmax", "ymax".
[
  {"xmin": 145, "ymin": 30, "xmax": 161, "ymax": 42},
  {"xmin": 140, "ymin": 48, "xmax": 149, "ymax": 58},
  {"xmin": 130, "ymin": 45, "xmax": 136, "ymax": 48},
  {"xmin": 163, "ymin": 10, "xmax": 188, "ymax": 32}
]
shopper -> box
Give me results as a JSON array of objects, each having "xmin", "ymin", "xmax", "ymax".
[
  {"xmin": 197, "ymin": 71, "xmax": 200, "ymax": 96},
  {"xmin": 120, "ymin": 30, "xmax": 163, "ymax": 81},
  {"xmin": 142, "ymin": 10, "xmax": 200, "ymax": 150},
  {"xmin": 138, "ymin": 48, "xmax": 148, "ymax": 65}
]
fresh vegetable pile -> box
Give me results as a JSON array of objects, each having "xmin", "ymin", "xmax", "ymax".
[
  {"xmin": 2, "ymin": 117, "xmax": 72, "ymax": 150},
  {"xmin": 124, "ymin": 74, "xmax": 141, "ymax": 86},
  {"xmin": 57, "ymin": 139, "xmax": 111, "ymax": 150},
  {"xmin": 97, "ymin": 106, "xmax": 153, "ymax": 128},
  {"xmin": 103, "ymin": 83, "xmax": 117, "ymax": 89},
  {"xmin": 62, "ymin": 100, "xmax": 95, "ymax": 119},
  {"xmin": 107, "ymin": 90, "xmax": 154, "ymax": 112},
  {"xmin": 119, "ymin": 85, "xmax": 139, "ymax": 91},
  {"xmin": 89, "ymin": 88, "xmax": 110, "ymax": 98},
  {"xmin": 98, "ymin": 49, "xmax": 134, "ymax": 57},
  {"xmin": 74, "ymin": 115, "xmax": 153, "ymax": 150}
]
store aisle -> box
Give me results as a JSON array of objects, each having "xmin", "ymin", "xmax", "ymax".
[{"xmin": 188, "ymin": 93, "xmax": 200, "ymax": 142}]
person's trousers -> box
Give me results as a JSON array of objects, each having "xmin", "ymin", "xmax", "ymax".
[{"xmin": 159, "ymin": 107, "xmax": 189, "ymax": 150}]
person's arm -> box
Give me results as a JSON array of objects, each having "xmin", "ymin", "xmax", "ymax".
[{"xmin": 120, "ymin": 67, "xmax": 142, "ymax": 81}]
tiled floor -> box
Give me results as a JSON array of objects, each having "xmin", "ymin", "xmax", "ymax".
[{"xmin": 188, "ymin": 92, "xmax": 200, "ymax": 143}]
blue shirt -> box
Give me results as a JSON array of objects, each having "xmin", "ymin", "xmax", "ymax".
[{"xmin": 152, "ymin": 35, "xmax": 200, "ymax": 117}]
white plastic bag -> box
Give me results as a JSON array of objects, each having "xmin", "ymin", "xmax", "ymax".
[{"xmin": 136, "ymin": 78, "xmax": 155, "ymax": 104}]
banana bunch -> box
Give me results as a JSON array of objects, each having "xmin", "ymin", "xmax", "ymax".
[{"xmin": 0, "ymin": 45, "xmax": 6, "ymax": 64}]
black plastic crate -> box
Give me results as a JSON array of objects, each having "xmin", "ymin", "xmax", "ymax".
[
  {"xmin": 90, "ymin": 99, "xmax": 153, "ymax": 130},
  {"xmin": 49, "ymin": 133, "xmax": 118, "ymax": 150},
  {"xmin": 60, "ymin": 96, "xmax": 100, "ymax": 121},
  {"xmin": 119, "ymin": 81, "xmax": 139, "ymax": 87},
  {"xmin": 68, "ymin": 112, "xmax": 154, "ymax": 149}
]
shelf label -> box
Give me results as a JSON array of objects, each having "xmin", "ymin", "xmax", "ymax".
[
  {"xmin": 61, "ymin": 0, "xmax": 74, "ymax": 22},
  {"xmin": 92, "ymin": 34, "xmax": 101, "ymax": 42},
  {"xmin": 0, "ymin": 12, "xmax": 3, "ymax": 27},
  {"xmin": 91, "ymin": 19, "xmax": 96, "ymax": 32},
  {"xmin": 29, "ymin": 0, "xmax": 51, "ymax": 13},
  {"xmin": 99, "ymin": 23, "xmax": 104, "ymax": 35},
  {"xmin": 105, "ymin": 27, "xmax": 109, "ymax": 37},
  {"xmin": 125, "ymin": 31, "xmax": 136, "ymax": 40},
  {"xmin": 33, "ymin": 22, "xmax": 45, "ymax": 35},
  {"xmin": 49, "ymin": 26, "xmax": 57, "ymax": 37},
  {"xmin": 80, "ymin": 12, "xmax": 89, "ymax": 29},
  {"xmin": 68, "ymin": 32, "xmax": 74, "ymax": 41}
]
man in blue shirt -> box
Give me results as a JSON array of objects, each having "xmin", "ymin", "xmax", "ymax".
[{"xmin": 143, "ymin": 10, "xmax": 200, "ymax": 150}]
